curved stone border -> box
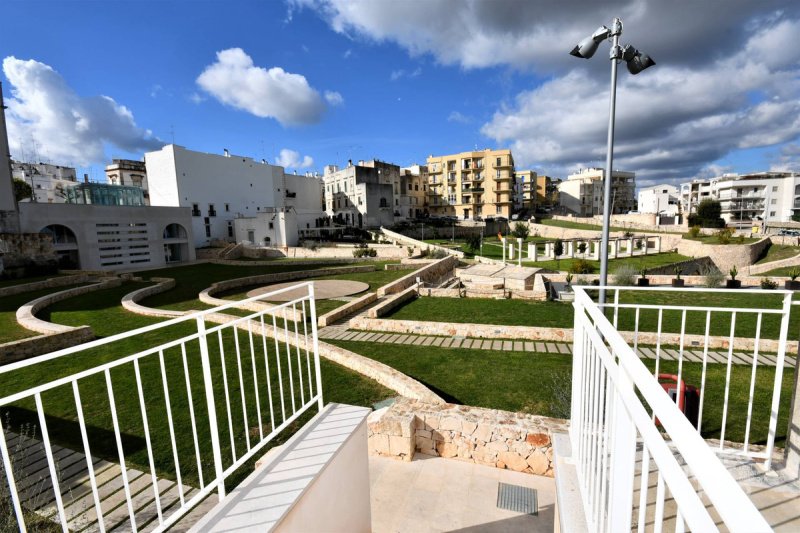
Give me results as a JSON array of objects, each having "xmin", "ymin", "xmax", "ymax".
[
  {"xmin": 198, "ymin": 265, "xmax": 375, "ymax": 311},
  {"xmin": 748, "ymin": 251, "xmax": 800, "ymax": 275},
  {"xmin": 118, "ymin": 281, "xmax": 444, "ymax": 404},
  {"xmin": 16, "ymin": 279, "xmax": 122, "ymax": 334},
  {"xmin": 0, "ymin": 274, "xmax": 92, "ymax": 298},
  {"xmin": 380, "ymin": 227, "xmax": 465, "ymax": 258},
  {"xmin": 318, "ymin": 292, "xmax": 377, "ymax": 327},
  {"xmin": 378, "ymin": 255, "xmax": 457, "ymax": 297},
  {"xmin": 209, "ymin": 257, "xmax": 376, "ymax": 266},
  {"xmin": 121, "ymin": 278, "xmax": 185, "ymax": 318}
]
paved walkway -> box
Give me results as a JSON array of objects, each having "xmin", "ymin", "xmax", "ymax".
[
  {"xmin": 320, "ymin": 326, "xmax": 795, "ymax": 368},
  {"xmin": 370, "ymin": 454, "xmax": 555, "ymax": 533},
  {"xmin": 2, "ymin": 430, "xmax": 215, "ymax": 532}
]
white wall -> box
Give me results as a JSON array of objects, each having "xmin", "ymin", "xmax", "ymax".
[{"xmin": 638, "ymin": 184, "xmax": 679, "ymax": 215}]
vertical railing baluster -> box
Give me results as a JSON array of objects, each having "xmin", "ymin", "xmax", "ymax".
[
  {"xmin": 283, "ymin": 315, "xmax": 297, "ymax": 414},
  {"xmin": 676, "ymin": 310, "xmax": 687, "ymax": 402},
  {"xmin": 158, "ymin": 349, "xmax": 184, "ymax": 506},
  {"xmin": 633, "ymin": 307, "xmax": 640, "ymax": 355},
  {"xmin": 272, "ymin": 314, "xmax": 287, "ymax": 422},
  {"xmin": 653, "ymin": 472, "xmax": 665, "ymax": 533},
  {"xmin": 231, "ymin": 328, "xmax": 251, "ymax": 452},
  {"xmin": 720, "ymin": 312, "xmax": 737, "ymax": 449},
  {"xmin": 105, "ymin": 370, "xmax": 137, "ymax": 531},
  {"xmin": 34, "ymin": 393, "xmax": 69, "ymax": 532},
  {"xmin": 72, "ymin": 380, "xmax": 105, "ymax": 532},
  {"xmin": 260, "ymin": 315, "xmax": 276, "ymax": 432},
  {"xmin": 697, "ymin": 311, "xmax": 711, "ymax": 434},
  {"xmin": 134, "ymin": 359, "xmax": 163, "ymax": 525},
  {"xmin": 570, "ymin": 297, "xmax": 585, "ymax": 453},
  {"xmin": 606, "ymin": 365, "xmax": 637, "ymax": 532},
  {"xmin": 247, "ymin": 321, "xmax": 264, "ymax": 441},
  {"xmin": 196, "ymin": 316, "xmax": 225, "ymax": 500},
  {"xmin": 217, "ymin": 329, "xmax": 237, "ymax": 461},
  {"xmin": 743, "ymin": 313, "xmax": 762, "ymax": 453},
  {"xmin": 180, "ymin": 342, "xmax": 204, "ymax": 489},
  {"xmin": 292, "ymin": 302, "xmax": 305, "ymax": 404},
  {"xmin": 302, "ymin": 299, "xmax": 314, "ymax": 399},
  {"xmin": 613, "ymin": 288, "xmax": 620, "ymax": 328},
  {"xmin": 765, "ymin": 292, "xmax": 792, "ymax": 469},
  {"xmin": 636, "ymin": 444, "xmax": 650, "ymax": 533}
]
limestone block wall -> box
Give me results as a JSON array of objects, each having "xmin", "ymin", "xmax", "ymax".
[
  {"xmin": 368, "ymin": 287, "xmax": 417, "ymax": 318},
  {"xmin": 377, "ymin": 255, "xmax": 458, "ymax": 297},
  {"xmin": 676, "ymin": 237, "xmax": 771, "ymax": 273},
  {"xmin": 367, "ymin": 398, "xmax": 567, "ymax": 476},
  {"xmin": 748, "ymin": 252, "xmax": 800, "ymax": 275},
  {"xmin": 0, "ymin": 274, "xmax": 91, "ymax": 298},
  {"xmin": 261, "ymin": 244, "xmax": 409, "ymax": 259},
  {"xmin": 318, "ymin": 292, "xmax": 377, "ymax": 327},
  {"xmin": 0, "ymin": 328, "xmax": 94, "ymax": 365},
  {"xmin": 547, "ymin": 214, "xmax": 687, "ymax": 233}
]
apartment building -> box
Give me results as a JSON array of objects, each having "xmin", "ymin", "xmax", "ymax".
[
  {"xmin": 322, "ymin": 160, "xmax": 398, "ymax": 228},
  {"xmin": 536, "ymin": 175, "xmax": 559, "ymax": 207},
  {"xmin": 557, "ymin": 167, "xmax": 636, "ymax": 216},
  {"xmin": 514, "ymin": 170, "xmax": 537, "ymax": 212},
  {"xmin": 680, "ymin": 171, "xmax": 800, "ymax": 227},
  {"xmin": 11, "ymin": 161, "xmax": 78, "ymax": 203},
  {"xmin": 637, "ymin": 184, "xmax": 680, "ymax": 215},
  {"xmin": 399, "ymin": 164, "xmax": 429, "ymax": 220},
  {"xmin": 145, "ymin": 145, "xmax": 325, "ymax": 247},
  {"xmin": 426, "ymin": 148, "xmax": 515, "ymax": 220}
]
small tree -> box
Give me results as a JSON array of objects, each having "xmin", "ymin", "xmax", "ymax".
[
  {"xmin": 13, "ymin": 179, "xmax": 32, "ymax": 202},
  {"xmin": 511, "ymin": 222, "xmax": 529, "ymax": 240},
  {"xmin": 553, "ymin": 239, "xmax": 564, "ymax": 257},
  {"xmin": 464, "ymin": 233, "xmax": 482, "ymax": 252},
  {"xmin": 577, "ymin": 242, "xmax": 587, "ymax": 255}
]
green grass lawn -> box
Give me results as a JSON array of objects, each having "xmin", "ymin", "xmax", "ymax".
[
  {"xmin": 537, "ymin": 218, "xmax": 685, "ymax": 234},
  {"xmin": 385, "ymin": 291, "xmax": 800, "ymax": 340},
  {"xmin": 0, "ymin": 273, "xmax": 64, "ymax": 289},
  {"xmin": 422, "ymin": 237, "xmax": 548, "ymax": 259},
  {"xmin": 1, "ymin": 280, "xmax": 394, "ymax": 491},
  {"xmin": 759, "ymin": 266, "xmax": 800, "ymax": 277},
  {"xmin": 331, "ymin": 339, "xmax": 793, "ymax": 447},
  {"xmin": 755, "ymin": 244, "xmax": 800, "ymax": 265},
  {"xmin": 0, "ymin": 283, "xmax": 93, "ymax": 344},
  {"xmin": 523, "ymin": 252, "xmax": 690, "ymax": 273}
]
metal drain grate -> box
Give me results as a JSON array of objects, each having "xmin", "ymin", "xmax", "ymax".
[{"xmin": 496, "ymin": 482, "xmax": 538, "ymax": 515}]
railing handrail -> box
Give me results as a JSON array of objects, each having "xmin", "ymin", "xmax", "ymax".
[
  {"xmin": 572, "ymin": 287, "xmax": 772, "ymax": 532},
  {"xmin": 0, "ymin": 280, "xmax": 315, "ymax": 376},
  {"xmin": 573, "ymin": 284, "xmax": 791, "ymax": 295}
]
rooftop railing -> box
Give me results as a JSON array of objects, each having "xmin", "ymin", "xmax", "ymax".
[
  {"xmin": 570, "ymin": 286, "xmax": 779, "ymax": 532},
  {"xmin": 0, "ymin": 282, "xmax": 323, "ymax": 532}
]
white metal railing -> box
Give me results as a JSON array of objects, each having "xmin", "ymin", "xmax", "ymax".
[
  {"xmin": 570, "ymin": 286, "xmax": 772, "ymax": 532},
  {"xmin": 598, "ymin": 285, "xmax": 791, "ymax": 467},
  {"xmin": 0, "ymin": 282, "xmax": 323, "ymax": 532}
]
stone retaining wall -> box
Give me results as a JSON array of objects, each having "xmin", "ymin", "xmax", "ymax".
[
  {"xmin": 121, "ymin": 278, "xmax": 186, "ymax": 318},
  {"xmin": 0, "ymin": 327, "xmax": 94, "ymax": 365},
  {"xmin": 268, "ymin": 243, "xmax": 410, "ymax": 259},
  {"xmin": 367, "ymin": 398, "xmax": 566, "ymax": 476},
  {"xmin": 547, "ymin": 214, "xmax": 687, "ymax": 234},
  {"xmin": 380, "ymin": 227, "xmax": 465, "ymax": 258},
  {"xmin": 318, "ymin": 292, "xmax": 377, "ymax": 327},
  {"xmin": 529, "ymin": 223, "xmax": 683, "ymax": 251},
  {"xmin": 368, "ymin": 286, "xmax": 417, "ymax": 318},
  {"xmin": 16, "ymin": 279, "xmax": 122, "ymax": 334},
  {"xmin": 210, "ymin": 257, "xmax": 375, "ymax": 267},
  {"xmin": 748, "ymin": 252, "xmax": 800, "ymax": 275},
  {"xmin": 676, "ymin": 237, "xmax": 771, "ymax": 273},
  {"xmin": 377, "ymin": 255, "xmax": 458, "ymax": 297},
  {"xmin": 642, "ymin": 257, "xmax": 716, "ymax": 276},
  {"xmin": 0, "ymin": 274, "xmax": 91, "ymax": 298}
]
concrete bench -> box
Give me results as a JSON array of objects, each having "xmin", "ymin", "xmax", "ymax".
[{"xmin": 191, "ymin": 403, "xmax": 372, "ymax": 533}]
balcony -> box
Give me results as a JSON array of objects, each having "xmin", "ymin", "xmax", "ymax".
[
  {"xmin": 470, "ymin": 187, "xmax": 484, "ymax": 193},
  {"xmin": 494, "ymin": 174, "xmax": 512, "ymax": 182}
]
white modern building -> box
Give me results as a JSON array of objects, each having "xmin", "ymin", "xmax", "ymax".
[
  {"xmin": 145, "ymin": 145, "xmax": 325, "ymax": 247},
  {"xmin": 637, "ymin": 183, "xmax": 680, "ymax": 215},
  {"xmin": 322, "ymin": 160, "xmax": 398, "ymax": 228},
  {"xmin": 11, "ymin": 161, "xmax": 78, "ymax": 204},
  {"xmin": 557, "ymin": 167, "xmax": 636, "ymax": 216},
  {"xmin": 680, "ymin": 171, "xmax": 800, "ymax": 227}
]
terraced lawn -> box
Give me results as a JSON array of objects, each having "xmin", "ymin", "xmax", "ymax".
[
  {"xmin": 755, "ymin": 244, "xmax": 800, "ymax": 265},
  {"xmin": 523, "ymin": 251, "xmax": 690, "ymax": 273},
  {"xmin": 0, "ymin": 283, "xmax": 93, "ymax": 344}
]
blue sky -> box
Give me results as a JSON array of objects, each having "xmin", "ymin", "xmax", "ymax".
[{"xmin": 3, "ymin": 0, "xmax": 799, "ymax": 187}]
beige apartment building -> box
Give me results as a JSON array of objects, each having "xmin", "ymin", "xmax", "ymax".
[
  {"xmin": 515, "ymin": 170, "xmax": 537, "ymax": 212},
  {"xmin": 426, "ymin": 149, "xmax": 515, "ymax": 220}
]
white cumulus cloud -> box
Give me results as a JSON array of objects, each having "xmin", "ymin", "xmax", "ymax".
[
  {"xmin": 196, "ymin": 48, "xmax": 329, "ymax": 126},
  {"xmin": 324, "ymin": 90, "xmax": 344, "ymax": 106},
  {"xmin": 2, "ymin": 56, "xmax": 162, "ymax": 166},
  {"xmin": 276, "ymin": 148, "xmax": 314, "ymax": 169}
]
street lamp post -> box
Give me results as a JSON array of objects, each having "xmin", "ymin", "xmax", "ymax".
[{"xmin": 570, "ymin": 17, "xmax": 655, "ymax": 303}]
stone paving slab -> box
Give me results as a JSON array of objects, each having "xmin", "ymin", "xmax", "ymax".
[
  {"xmin": 546, "ymin": 343, "xmax": 557, "ymax": 353},
  {"xmin": 450, "ymin": 338, "xmax": 462, "ymax": 348},
  {"xmin": 513, "ymin": 341, "xmax": 523, "ymax": 352},
  {"xmin": 525, "ymin": 342, "xmax": 535, "ymax": 352},
  {"xmin": 422, "ymin": 337, "xmax": 434, "ymax": 346},
  {"xmin": 558, "ymin": 344, "xmax": 570, "ymax": 354},
  {"xmin": 402, "ymin": 336, "xmax": 416, "ymax": 345},
  {"xmin": 535, "ymin": 342, "xmax": 546, "ymax": 352},
  {"xmin": 412, "ymin": 337, "xmax": 426, "ymax": 346},
  {"xmin": 441, "ymin": 338, "xmax": 453, "ymax": 348},
  {"xmin": 432, "ymin": 337, "xmax": 444, "ymax": 347},
  {"xmin": 492, "ymin": 340, "xmax": 502, "ymax": 351}
]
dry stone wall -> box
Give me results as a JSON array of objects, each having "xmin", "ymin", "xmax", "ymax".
[
  {"xmin": 368, "ymin": 287, "xmax": 417, "ymax": 318},
  {"xmin": 377, "ymin": 255, "xmax": 457, "ymax": 297},
  {"xmin": 121, "ymin": 278, "xmax": 186, "ymax": 318},
  {"xmin": 368, "ymin": 398, "xmax": 567, "ymax": 477},
  {"xmin": 0, "ymin": 274, "xmax": 92, "ymax": 298},
  {"xmin": 318, "ymin": 292, "xmax": 377, "ymax": 326},
  {"xmin": 676, "ymin": 237, "xmax": 771, "ymax": 273},
  {"xmin": 0, "ymin": 327, "xmax": 94, "ymax": 365}
]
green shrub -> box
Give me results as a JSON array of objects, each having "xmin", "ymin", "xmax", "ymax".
[
  {"xmin": 464, "ymin": 233, "xmax": 482, "ymax": 252},
  {"xmin": 790, "ymin": 267, "xmax": 800, "ymax": 281},
  {"xmin": 716, "ymin": 228, "xmax": 733, "ymax": 244},
  {"xmin": 577, "ymin": 242, "xmax": 587, "ymax": 254},
  {"xmin": 352, "ymin": 244, "xmax": 377, "ymax": 257},
  {"xmin": 570, "ymin": 259, "xmax": 595, "ymax": 274},
  {"xmin": 511, "ymin": 222, "xmax": 530, "ymax": 240},
  {"xmin": 703, "ymin": 266, "xmax": 725, "ymax": 287},
  {"xmin": 612, "ymin": 265, "xmax": 638, "ymax": 286},
  {"xmin": 553, "ymin": 239, "xmax": 564, "ymax": 257},
  {"xmin": 688, "ymin": 225, "xmax": 701, "ymax": 238},
  {"xmin": 761, "ymin": 278, "xmax": 778, "ymax": 290}
]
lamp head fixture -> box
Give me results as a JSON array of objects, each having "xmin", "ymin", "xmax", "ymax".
[
  {"xmin": 621, "ymin": 44, "xmax": 656, "ymax": 74},
  {"xmin": 569, "ymin": 26, "xmax": 612, "ymax": 59}
]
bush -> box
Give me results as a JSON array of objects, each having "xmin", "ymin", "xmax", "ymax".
[
  {"xmin": 612, "ymin": 265, "xmax": 639, "ymax": 286},
  {"xmin": 622, "ymin": 231, "xmax": 634, "ymax": 238},
  {"xmin": 553, "ymin": 239, "xmax": 564, "ymax": 257},
  {"xmin": 407, "ymin": 246, "xmax": 414, "ymax": 257},
  {"xmin": 464, "ymin": 233, "xmax": 482, "ymax": 252},
  {"xmin": 761, "ymin": 278, "xmax": 778, "ymax": 290},
  {"xmin": 570, "ymin": 259, "xmax": 595, "ymax": 274},
  {"xmin": 702, "ymin": 266, "xmax": 725, "ymax": 287},
  {"xmin": 429, "ymin": 249, "xmax": 448, "ymax": 259},
  {"xmin": 511, "ymin": 222, "xmax": 530, "ymax": 240},
  {"xmin": 577, "ymin": 242, "xmax": 587, "ymax": 254},
  {"xmin": 688, "ymin": 225, "xmax": 701, "ymax": 238},
  {"xmin": 352, "ymin": 243, "xmax": 377, "ymax": 257},
  {"xmin": 688, "ymin": 199, "xmax": 725, "ymax": 228},
  {"xmin": 716, "ymin": 228, "xmax": 733, "ymax": 244}
]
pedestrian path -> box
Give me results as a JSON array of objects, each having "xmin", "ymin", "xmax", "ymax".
[
  {"xmin": 319, "ymin": 327, "xmax": 794, "ymax": 368},
  {"xmin": 1, "ymin": 430, "xmax": 215, "ymax": 532}
]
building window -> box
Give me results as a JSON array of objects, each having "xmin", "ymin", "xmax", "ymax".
[
  {"xmin": 773, "ymin": 186, "xmax": 778, "ymax": 192},
  {"xmin": 496, "ymin": 157, "xmax": 501, "ymax": 166},
  {"xmin": 380, "ymin": 198, "xmax": 388, "ymax": 208},
  {"xmin": 227, "ymin": 221, "xmax": 233, "ymax": 237},
  {"xmin": 771, "ymin": 199, "xmax": 777, "ymax": 204},
  {"xmin": 225, "ymin": 203, "xmax": 230, "ymax": 212},
  {"xmin": 770, "ymin": 211, "xmax": 776, "ymax": 217},
  {"xmin": 269, "ymin": 222, "xmax": 274, "ymax": 229},
  {"xmin": 208, "ymin": 204, "xmax": 216, "ymax": 216},
  {"xmin": 192, "ymin": 203, "xmax": 200, "ymax": 216}
]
